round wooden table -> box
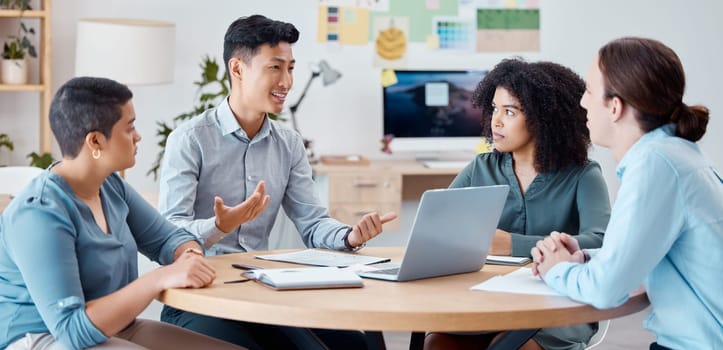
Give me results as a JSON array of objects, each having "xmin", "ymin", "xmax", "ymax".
[{"xmin": 158, "ymin": 247, "xmax": 649, "ymax": 333}]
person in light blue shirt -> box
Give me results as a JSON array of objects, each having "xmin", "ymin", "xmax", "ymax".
[
  {"xmin": 0, "ymin": 77, "xmax": 242, "ymax": 349},
  {"xmin": 159, "ymin": 15, "xmax": 396, "ymax": 350},
  {"xmin": 532, "ymin": 37, "xmax": 723, "ymax": 350}
]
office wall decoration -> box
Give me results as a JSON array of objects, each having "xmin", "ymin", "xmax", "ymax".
[
  {"xmin": 373, "ymin": 16, "xmax": 408, "ymax": 68},
  {"xmin": 433, "ymin": 16, "xmax": 475, "ymax": 51},
  {"xmin": 368, "ymin": 0, "xmax": 457, "ymax": 42},
  {"xmin": 474, "ymin": 1, "xmax": 540, "ymax": 52},
  {"xmin": 317, "ymin": 5, "xmax": 370, "ymax": 45}
]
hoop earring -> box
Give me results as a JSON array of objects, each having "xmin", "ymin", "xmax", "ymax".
[{"xmin": 92, "ymin": 149, "xmax": 101, "ymax": 160}]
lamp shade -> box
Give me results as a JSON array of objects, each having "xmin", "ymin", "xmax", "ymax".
[
  {"xmin": 75, "ymin": 19, "xmax": 175, "ymax": 85},
  {"xmin": 318, "ymin": 60, "xmax": 341, "ymax": 86}
]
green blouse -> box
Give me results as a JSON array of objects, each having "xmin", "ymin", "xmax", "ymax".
[{"xmin": 450, "ymin": 152, "xmax": 610, "ymax": 257}]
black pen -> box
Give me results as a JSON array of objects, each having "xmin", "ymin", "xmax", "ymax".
[
  {"xmin": 231, "ymin": 263, "xmax": 260, "ymax": 271},
  {"xmin": 223, "ymin": 278, "xmax": 253, "ymax": 284}
]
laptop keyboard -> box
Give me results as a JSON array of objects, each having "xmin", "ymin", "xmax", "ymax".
[{"xmin": 371, "ymin": 267, "xmax": 400, "ymax": 275}]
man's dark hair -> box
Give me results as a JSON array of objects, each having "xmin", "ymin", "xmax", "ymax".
[
  {"xmin": 49, "ymin": 77, "xmax": 133, "ymax": 158},
  {"xmin": 473, "ymin": 58, "xmax": 590, "ymax": 173},
  {"xmin": 223, "ymin": 14, "xmax": 299, "ymax": 83}
]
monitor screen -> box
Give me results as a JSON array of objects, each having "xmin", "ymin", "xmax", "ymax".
[{"xmin": 383, "ymin": 70, "xmax": 487, "ymax": 141}]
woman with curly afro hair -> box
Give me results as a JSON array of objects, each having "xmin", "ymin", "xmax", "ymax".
[{"xmin": 426, "ymin": 59, "xmax": 611, "ymax": 350}]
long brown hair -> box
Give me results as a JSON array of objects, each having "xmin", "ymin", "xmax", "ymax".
[{"xmin": 598, "ymin": 37, "xmax": 709, "ymax": 142}]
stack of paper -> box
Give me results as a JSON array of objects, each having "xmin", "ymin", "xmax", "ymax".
[
  {"xmin": 471, "ymin": 267, "xmax": 564, "ymax": 296},
  {"xmin": 244, "ymin": 267, "xmax": 363, "ymax": 290},
  {"xmin": 486, "ymin": 255, "xmax": 531, "ymax": 266}
]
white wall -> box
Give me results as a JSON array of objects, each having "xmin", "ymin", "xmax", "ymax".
[{"xmin": 1, "ymin": 0, "xmax": 722, "ymax": 199}]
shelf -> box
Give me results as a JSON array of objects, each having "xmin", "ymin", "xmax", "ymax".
[
  {"xmin": 0, "ymin": 0, "xmax": 52, "ymax": 153},
  {"xmin": 0, "ymin": 9, "xmax": 47, "ymax": 18},
  {"xmin": 0, "ymin": 84, "xmax": 44, "ymax": 92}
]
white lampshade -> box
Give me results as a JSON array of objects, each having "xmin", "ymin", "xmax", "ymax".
[{"xmin": 75, "ymin": 19, "xmax": 175, "ymax": 85}]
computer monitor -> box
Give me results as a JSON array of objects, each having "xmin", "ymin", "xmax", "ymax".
[{"xmin": 382, "ymin": 70, "xmax": 487, "ymax": 155}]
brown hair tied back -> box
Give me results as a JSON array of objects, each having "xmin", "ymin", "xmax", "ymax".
[
  {"xmin": 675, "ymin": 103, "xmax": 710, "ymax": 142},
  {"xmin": 598, "ymin": 37, "xmax": 709, "ymax": 142}
]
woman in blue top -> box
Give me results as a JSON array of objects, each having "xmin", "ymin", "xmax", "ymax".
[
  {"xmin": 0, "ymin": 77, "xmax": 243, "ymax": 349},
  {"xmin": 533, "ymin": 37, "xmax": 723, "ymax": 350},
  {"xmin": 425, "ymin": 60, "xmax": 611, "ymax": 350}
]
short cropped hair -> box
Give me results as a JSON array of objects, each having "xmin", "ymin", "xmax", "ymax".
[
  {"xmin": 223, "ymin": 14, "xmax": 299, "ymax": 80},
  {"xmin": 472, "ymin": 58, "xmax": 590, "ymax": 173},
  {"xmin": 49, "ymin": 77, "xmax": 133, "ymax": 158}
]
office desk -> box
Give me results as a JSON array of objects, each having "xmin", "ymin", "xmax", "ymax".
[{"xmin": 158, "ymin": 247, "xmax": 649, "ymax": 349}]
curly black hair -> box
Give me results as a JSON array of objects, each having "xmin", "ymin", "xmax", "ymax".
[{"xmin": 473, "ymin": 58, "xmax": 590, "ymax": 173}]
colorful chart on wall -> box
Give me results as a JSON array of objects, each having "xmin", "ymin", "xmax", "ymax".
[
  {"xmin": 317, "ymin": 0, "xmax": 540, "ymax": 52},
  {"xmin": 317, "ymin": 6, "xmax": 370, "ymax": 45},
  {"xmin": 470, "ymin": 0, "xmax": 540, "ymax": 52},
  {"xmin": 433, "ymin": 16, "xmax": 475, "ymax": 51}
]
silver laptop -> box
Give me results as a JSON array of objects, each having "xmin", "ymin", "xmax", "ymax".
[{"xmin": 359, "ymin": 185, "xmax": 509, "ymax": 282}]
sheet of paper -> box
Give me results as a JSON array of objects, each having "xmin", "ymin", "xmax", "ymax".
[
  {"xmin": 256, "ymin": 249, "xmax": 390, "ymax": 267},
  {"xmin": 471, "ymin": 267, "xmax": 565, "ymax": 296}
]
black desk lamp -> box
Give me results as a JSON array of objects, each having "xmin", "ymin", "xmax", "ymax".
[{"xmin": 288, "ymin": 60, "xmax": 342, "ymax": 138}]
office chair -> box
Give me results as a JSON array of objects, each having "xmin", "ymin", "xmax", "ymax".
[
  {"xmin": 586, "ymin": 320, "xmax": 611, "ymax": 349},
  {"xmin": 0, "ymin": 166, "xmax": 44, "ymax": 196}
]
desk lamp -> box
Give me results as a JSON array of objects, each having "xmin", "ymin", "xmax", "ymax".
[{"xmin": 288, "ymin": 60, "xmax": 341, "ymax": 145}]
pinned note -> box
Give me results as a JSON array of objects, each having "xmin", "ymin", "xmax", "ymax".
[
  {"xmin": 381, "ymin": 69, "xmax": 398, "ymax": 87},
  {"xmin": 476, "ymin": 139, "xmax": 492, "ymax": 153},
  {"xmin": 426, "ymin": 34, "xmax": 440, "ymax": 49}
]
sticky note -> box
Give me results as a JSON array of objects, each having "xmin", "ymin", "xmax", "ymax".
[
  {"xmin": 381, "ymin": 69, "xmax": 398, "ymax": 87},
  {"xmin": 426, "ymin": 34, "xmax": 440, "ymax": 49},
  {"xmin": 426, "ymin": 0, "xmax": 440, "ymax": 10},
  {"xmin": 476, "ymin": 139, "xmax": 492, "ymax": 153}
]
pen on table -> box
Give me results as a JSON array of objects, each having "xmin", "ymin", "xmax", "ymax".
[
  {"xmin": 223, "ymin": 278, "xmax": 253, "ymax": 284},
  {"xmin": 231, "ymin": 263, "xmax": 261, "ymax": 270}
]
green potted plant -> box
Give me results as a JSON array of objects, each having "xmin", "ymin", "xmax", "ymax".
[
  {"xmin": 0, "ymin": 133, "xmax": 14, "ymax": 166},
  {"xmin": 27, "ymin": 151, "xmax": 53, "ymax": 169},
  {"xmin": 1, "ymin": 0, "xmax": 37, "ymax": 84}
]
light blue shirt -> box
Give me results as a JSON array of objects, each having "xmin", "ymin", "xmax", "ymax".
[
  {"xmin": 544, "ymin": 125, "xmax": 723, "ymax": 349},
  {"xmin": 0, "ymin": 171, "xmax": 198, "ymax": 349},
  {"xmin": 159, "ymin": 98, "xmax": 350, "ymax": 255}
]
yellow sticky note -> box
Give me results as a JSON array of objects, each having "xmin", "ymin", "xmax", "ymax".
[
  {"xmin": 381, "ymin": 69, "xmax": 398, "ymax": 87},
  {"xmin": 475, "ymin": 139, "xmax": 492, "ymax": 154},
  {"xmin": 426, "ymin": 34, "xmax": 440, "ymax": 49},
  {"xmin": 504, "ymin": 0, "xmax": 517, "ymax": 8}
]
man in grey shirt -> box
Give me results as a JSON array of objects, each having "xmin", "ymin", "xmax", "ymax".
[{"xmin": 158, "ymin": 14, "xmax": 395, "ymax": 350}]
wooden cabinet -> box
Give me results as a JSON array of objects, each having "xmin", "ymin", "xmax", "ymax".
[
  {"xmin": 313, "ymin": 159, "xmax": 465, "ymax": 232},
  {"xmin": 0, "ymin": 0, "xmax": 52, "ymax": 153},
  {"xmin": 327, "ymin": 172, "xmax": 402, "ymax": 230}
]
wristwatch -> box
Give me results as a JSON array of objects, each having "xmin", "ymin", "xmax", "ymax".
[{"xmin": 343, "ymin": 227, "xmax": 365, "ymax": 252}]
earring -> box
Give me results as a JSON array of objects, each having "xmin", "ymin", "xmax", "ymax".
[{"xmin": 92, "ymin": 149, "xmax": 101, "ymax": 160}]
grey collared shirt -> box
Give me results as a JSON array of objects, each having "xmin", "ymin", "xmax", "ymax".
[{"xmin": 158, "ymin": 98, "xmax": 350, "ymax": 255}]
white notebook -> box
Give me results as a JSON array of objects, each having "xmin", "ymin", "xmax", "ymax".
[
  {"xmin": 243, "ymin": 267, "xmax": 363, "ymax": 290},
  {"xmin": 486, "ymin": 255, "xmax": 531, "ymax": 266}
]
